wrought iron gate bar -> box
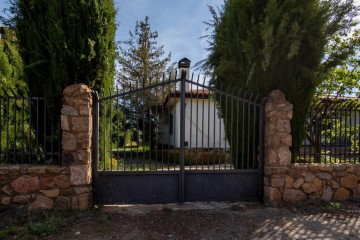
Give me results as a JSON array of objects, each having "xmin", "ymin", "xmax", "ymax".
[
  {"xmin": 179, "ymin": 71, "xmax": 186, "ymax": 202},
  {"xmin": 183, "ymin": 79, "xmax": 263, "ymax": 106},
  {"xmin": 98, "ymin": 79, "xmax": 180, "ymax": 102},
  {"xmin": 0, "ymin": 92, "xmax": 61, "ymax": 165},
  {"xmin": 93, "ymin": 71, "xmax": 265, "ymax": 204},
  {"xmin": 300, "ymin": 96, "xmax": 360, "ymax": 164}
]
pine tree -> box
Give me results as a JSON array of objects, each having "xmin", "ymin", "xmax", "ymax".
[
  {"xmin": 117, "ymin": 16, "xmax": 174, "ymax": 97},
  {"xmin": 200, "ymin": 0, "xmax": 358, "ymax": 164},
  {"xmin": 116, "ymin": 16, "xmax": 174, "ymax": 147}
]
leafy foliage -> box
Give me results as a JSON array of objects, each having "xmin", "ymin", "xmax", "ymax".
[
  {"xmin": 8, "ymin": 0, "xmax": 116, "ymax": 107},
  {"xmin": 4, "ymin": 0, "xmax": 116, "ymax": 164},
  {"xmin": 0, "ymin": 27, "xmax": 30, "ymax": 163},
  {"xmin": 0, "ymin": 27, "xmax": 26, "ymax": 91},
  {"xmin": 300, "ymin": 30, "xmax": 359, "ymax": 163},
  {"xmin": 322, "ymin": 118, "xmax": 359, "ymax": 154},
  {"xmin": 116, "ymin": 16, "xmax": 174, "ymax": 93},
  {"xmin": 317, "ymin": 29, "xmax": 360, "ymax": 97},
  {"xmin": 116, "ymin": 16, "xmax": 174, "ymax": 148},
  {"xmin": 199, "ymin": 0, "xmax": 359, "ymax": 161},
  {"xmin": 303, "ymin": 97, "xmax": 360, "ymax": 163}
]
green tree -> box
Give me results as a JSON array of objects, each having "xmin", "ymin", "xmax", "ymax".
[
  {"xmin": 303, "ymin": 30, "xmax": 360, "ymax": 163},
  {"xmin": 316, "ymin": 29, "xmax": 360, "ymax": 97},
  {"xmin": 199, "ymin": 0, "xmax": 358, "ymax": 164},
  {"xmin": 8, "ymin": 0, "xmax": 116, "ymax": 108},
  {"xmin": 0, "ymin": 27, "xmax": 29, "ymax": 163},
  {"xmin": 117, "ymin": 16, "xmax": 173, "ymax": 95},
  {"xmin": 5, "ymin": 0, "xmax": 116, "ymax": 164},
  {"xmin": 116, "ymin": 16, "xmax": 174, "ymax": 148},
  {"xmin": 0, "ymin": 27, "xmax": 26, "ymax": 91},
  {"xmin": 303, "ymin": 97, "xmax": 360, "ymax": 163}
]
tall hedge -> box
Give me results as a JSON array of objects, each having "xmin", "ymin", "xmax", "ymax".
[
  {"xmin": 12, "ymin": 0, "xmax": 116, "ymax": 106},
  {"xmin": 0, "ymin": 27, "xmax": 26, "ymax": 91},
  {"xmin": 0, "ymin": 27, "xmax": 27, "ymax": 161},
  {"xmin": 202, "ymin": 0, "xmax": 358, "ymax": 164},
  {"xmin": 9, "ymin": 0, "xmax": 116, "ymax": 163}
]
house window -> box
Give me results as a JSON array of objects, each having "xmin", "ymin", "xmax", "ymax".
[{"xmin": 169, "ymin": 114, "xmax": 173, "ymax": 135}]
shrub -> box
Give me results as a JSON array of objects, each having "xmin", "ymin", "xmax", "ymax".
[{"xmin": 152, "ymin": 149, "xmax": 226, "ymax": 166}]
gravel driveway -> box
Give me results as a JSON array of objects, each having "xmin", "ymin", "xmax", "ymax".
[{"xmin": 52, "ymin": 200, "xmax": 360, "ymax": 240}]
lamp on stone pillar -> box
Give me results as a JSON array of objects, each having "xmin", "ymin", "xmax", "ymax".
[{"xmin": 178, "ymin": 57, "xmax": 191, "ymax": 91}]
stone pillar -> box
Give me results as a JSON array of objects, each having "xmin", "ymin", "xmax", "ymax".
[
  {"xmin": 263, "ymin": 90, "xmax": 293, "ymax": 204},
  {"xmin": 61, "ymin": 84, "xmax": 92, "ymax": 209}
]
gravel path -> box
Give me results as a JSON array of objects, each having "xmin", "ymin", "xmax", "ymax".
[
  {"xmin": 251, "ymin": 210, "xmax": 360, "ymax": 239},
  {"xmin": 52, "ymin": 201, "xmax": 360, "ymax": 240}
]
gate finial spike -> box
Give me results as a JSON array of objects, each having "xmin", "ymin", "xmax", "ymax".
[{"xmin": 178, "ymin": 58, "xmax": 191, "ymax": 90}]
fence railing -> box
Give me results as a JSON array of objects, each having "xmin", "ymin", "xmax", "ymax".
[
  {"xmin": 96, "ymin": 72, "xmax": 264, "ymax": 171},
  {"xmin": 299, "ymin": 96, "xmax": 360, "ymax": 164},
  {"xmin": 0, "ymin": 90, "xmax": 61, "ymax": 165}
]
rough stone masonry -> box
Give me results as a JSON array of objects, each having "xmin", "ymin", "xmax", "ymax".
[
  {"xmin": 264, "ymin": 90, "xmax": 360, "ymax": 204},
  {"xmin": 1, "ymin": 86, "xmax": 359, "ymax": 208},
  {"xmin": 0, "ymin": 84, "xmax": 93, "ymax": 209}
]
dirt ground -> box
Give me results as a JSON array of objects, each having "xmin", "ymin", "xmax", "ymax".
[
  {"xmin": 1, "ymin": 200, "xmax": 360, "ymax": 240},
  {"xmin": 53, "ymin": 200, "xmax": 360, "ymax": 240}
]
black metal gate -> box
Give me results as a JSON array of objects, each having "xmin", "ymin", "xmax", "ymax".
[{"xmin": 92, "ymin": 72, "xmax": 264, "ymax": 204}]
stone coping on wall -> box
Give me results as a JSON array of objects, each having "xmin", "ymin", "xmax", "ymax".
[
  {"xmin": 0, "ymin": 164, "xmax": 91, "ymax": 209},
  {"xmin": 265, "ymin": 163, "xmax": 360, "ymax": 203}
]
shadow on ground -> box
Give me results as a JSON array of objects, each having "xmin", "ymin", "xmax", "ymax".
[{"xmin": 1, "ymin": 200, "xmax": 359, "ymax": 239}]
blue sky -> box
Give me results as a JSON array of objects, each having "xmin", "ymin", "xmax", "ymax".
[
  {"xmin": 115, "ymin": 0, "xmax": 223, "ymax": 66},
  {"xmin": 0, "ymin": 0, "xmax": 223, "ymax": 68},
  {"xmin": 1, "ymin": 0, "xmax": 359, "ymax": 69}
]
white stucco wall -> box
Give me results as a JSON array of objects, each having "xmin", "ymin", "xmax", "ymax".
[
  {"xmin": 157, "ymin": 102, "xmax": 179, "ymax": 147},
  {"xmin": 160, "ymin": 98, "xmax": 228, "ymax": 148}
]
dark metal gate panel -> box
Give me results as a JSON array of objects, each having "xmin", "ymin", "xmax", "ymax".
[
  {"xmin": 184, "ymin": 170, "xmax": 260, "ymax": 202},
  {"xmin": 97, "ymin": 172, "xmax": 180, "ymax": 204},
  {"xmin": 92, "ymin": 70, "xmax": 265, "ymax": 204}
]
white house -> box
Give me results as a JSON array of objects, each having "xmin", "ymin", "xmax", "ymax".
[{"xmin": 157, "ymin": 58, "xmax": 229, "ymax": 149}]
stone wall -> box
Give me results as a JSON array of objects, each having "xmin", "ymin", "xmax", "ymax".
[
  {"xmin": 0, "ymin": 84, "xmax": 93, "ymax": 209},
  {"xmin": 0, "ymin": 165, "xmax": 90, "ymax": 209},
  {"xmin": 263, "ymin": 90, "xmax": 293, "ymax": 203},
  {"xmin": 264, "ymin": 90, "xmax": 360, "ymax": 204},
  {"xmin": 283, "ymin": 164, "xmax": 360, "ymax": 202}
]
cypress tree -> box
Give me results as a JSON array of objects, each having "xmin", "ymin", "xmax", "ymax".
[
  {"xmin": 6, "ymin": 0, "xmax": 116, "ymax": 163},
  {"xmin": 10, "ymin": 0, "xmax": 116, "ymax": 109},
  {"xmin": 201, "ymin": 0, "xmax": 358, "ymax": 164}
]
